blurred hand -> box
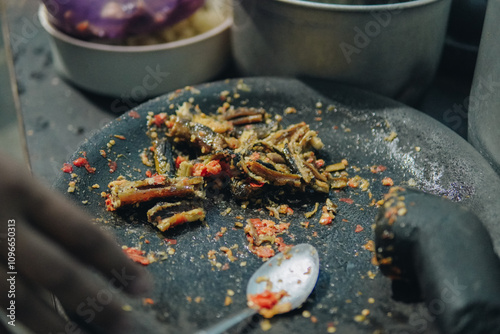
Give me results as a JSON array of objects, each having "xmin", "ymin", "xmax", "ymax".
[{"xmin": 0, "ymin": 153, "xmax": 153, "ymax": 333}]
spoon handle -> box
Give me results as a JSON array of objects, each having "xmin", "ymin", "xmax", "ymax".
[{"xmin": 196, "ymin": 308, "xmax": 257, "ymax": 334}]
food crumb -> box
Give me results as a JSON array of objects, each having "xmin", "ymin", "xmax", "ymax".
[
  {"xmin": 327, "ymin": 323, "xmax": 337, "ymax": 333},
  {"xmin": 382, "ymin": 177, "xmax": 394, "ymax": 186},
  {"xmin": 128, "ymin": 110, "xmax": 140, "ymax": 118},
  {"xmin": 415, "ymin": 146, "xmax": 421, "ymax": 152},
  {"xmin": 260, "ymin": 319, "xmax": 272, "ymax": 331},
  {"xmin": 143, "ymin": 298, "xmax": 154, "ymax": 305},
  {"xmin": 354, "ymin": 225, "xmax": 364, "ymax": 233},
  {"xmin": 122, "ymin": 304, "xmax": 132, "ymax": 311},
  {"xmin": 302, "ymin": 310, "xmax": 311, "ymax": 318},
  {"xmin": 224, "ymin": 296, "xmax": 233, "ymax": 306},
  {"xmin": 363, "ymin": 240, "xmax": 375, "ymax": 252},
  {"xmin": 256, "ymin": 276, "xmax": 269, "ymax": 284},
  {"xmin": 354, "ymin": 314, "xmax": 366, "ymax": 322},
  {"xmin": 368, "ymin": 298, "xmax": 375, "ymax": 304},
  {"xmin": 304, "ymin": 202, "xmax": 319, "ymax": 218},
  {"xmin": 67, "ymin": 181, "xmax": 76, "ymax": 193},
  {"xmin": 221, "ymin": 207, "xmax": 232, "ymax": 216},
  {"xmin": 384, "ymin": 132, "xmax": 398, "ymax": 142}
]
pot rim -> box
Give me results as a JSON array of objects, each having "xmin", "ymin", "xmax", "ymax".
[{"xmin": 272, "ymin": 0, "xmax": 444, "ymax": 11}]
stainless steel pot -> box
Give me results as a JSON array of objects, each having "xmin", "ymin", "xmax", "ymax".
[
  {"xmin": 231, "ymin": 0, "xmax": 452, "ymax": 105},
  {"xmin": 468, "ymin": 0, "xmax": 500, "ymax": 175}
]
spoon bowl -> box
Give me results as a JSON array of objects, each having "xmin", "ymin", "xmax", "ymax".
[
  {"xmin": 247, "ymin": 243, "xmax": 320, "ymax": 311},
  {"xmin": 197, "ymin": 244, "xmax": 320, "ymax": 334}
]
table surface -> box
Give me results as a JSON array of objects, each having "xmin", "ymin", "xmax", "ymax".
[{"xmin": 6, "ymin": 0, "xmax": 474, "ymax": 186}]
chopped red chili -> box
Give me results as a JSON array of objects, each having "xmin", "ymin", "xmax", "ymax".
[
  {"xmin": 153, "ymin": 113, "xmax": 167, "ymax": 127},
  {"xmin": 152, "ymin": 174, "xmax": 166, "ymax": 184},
  {"xmin": 123, "ymin": 247, "xmax": 150, "ymax": 265},
  {"xmin": 175, "ymin": 155, "xmax": 187, "ymax": 169},
  {"xmin": 73, "ymin": 157, "xmax": 96, "ymax": 173},
  {"xmin": 61, "ymin": 163, "xmax": 73, "ymax": 173},
  {"xmin": 108, "ymin": 160, "xmax": 117, "ymax": 173},
  {"xmin": 315, "ymin": 159, "xmax": 325, "ymax": 168},
  {"xmin": 73, "ymin": 157, "xmax": 88, "ymax": 167},
  {"xmin": 164, "ymin": 238, "xmax": 177, "ymax": 245},
  {"xmin": 143, "ymin": 298, "xmax": 154, "ymax": 305},
  {"xmin": 128, "ymin": 110, "xmax": 140, "ymax": 119},
  {"xmin": 339, "ymin": 198, "xmax": 354, "ymax": 205},
  {"xmin": 370, "ymin": 165, "xmax": 387, "ymax": 174},
  {"xmin": 192, "ymin": 160, "xmax": 222, "ymax": 177}
]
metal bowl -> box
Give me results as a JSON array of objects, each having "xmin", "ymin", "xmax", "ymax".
[
  {"xmin": 39, "ymin": 4, "xmax": 232, "ymax": 99},
  {"xmin": 231, "ymin": 0, "xmax": 452, "ymax": 104}
]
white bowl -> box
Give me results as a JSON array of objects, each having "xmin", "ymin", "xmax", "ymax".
[{"xmin": 39, "ymin": 5, "xmax": 232, "ymax": 99}]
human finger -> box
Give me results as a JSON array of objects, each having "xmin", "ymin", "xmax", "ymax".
[
  {"xmin": 0, "ymin": 219, "xmax": 134, "ymax": 333},
  {"xmin": 0, "ymin": 165, "xmax": 151, "ymax": 296},
  {"xmin": 0, "ymin": 262, "xmax": 92, "ymax": 334}
]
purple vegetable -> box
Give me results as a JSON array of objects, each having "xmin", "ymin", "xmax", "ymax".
[{"xmin": 42, "ymin": 0, "xmax": 206, "ymax": 40}]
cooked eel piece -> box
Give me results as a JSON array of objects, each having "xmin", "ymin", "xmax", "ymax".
[
  {"xmin": 262, "ymin": 122, "xmax": 307, "ymax": 146},
  {"xmin": 167, "ymin": 119, "xmax": 229, "ymax": 154},
  {"xmin": 106, "ymin": 176, "xmax": 203, "ymax": 211},
  {"xmin": 139, "ymin": 106, "xmax": 339, "ymax": 205},
  {"xmin": 147, "ymin": 201, "xmax": 205, "ymax": 232},
  {"xmin": 221, "ymin": 107, "xmax": 266, "ymax": 125},
  {"xmin": 152, "ymin": 137, "xmax": 174, "ymax": 176},
  {"xmin": 245, "ymin": 160, "xmax": 302, "ymax": 187},
  {"xmin": 229, "ymin": 178, "xmax": 265, "ymax": 200},
  {"xmin": 192, "ymin": 113, "xmax": 233, "ymax": 134}
]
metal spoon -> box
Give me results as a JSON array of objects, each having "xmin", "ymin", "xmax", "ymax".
[{"xmin": 196, "ymin": 243, "xmax": 320, "ymax": 334}]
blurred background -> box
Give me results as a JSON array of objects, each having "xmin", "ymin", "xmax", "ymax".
[{"xmin": 0, "ymin": 1, "xmax": 25, "ymax": 164}]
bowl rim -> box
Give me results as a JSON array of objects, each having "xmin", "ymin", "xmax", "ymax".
[
  {"xmin": 38, "ymin": 4, "xmax": 232, "ymax": 53},
  {"xmin": 272, "ymin": 0, "xmax": 445, "ymax": 11}
]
